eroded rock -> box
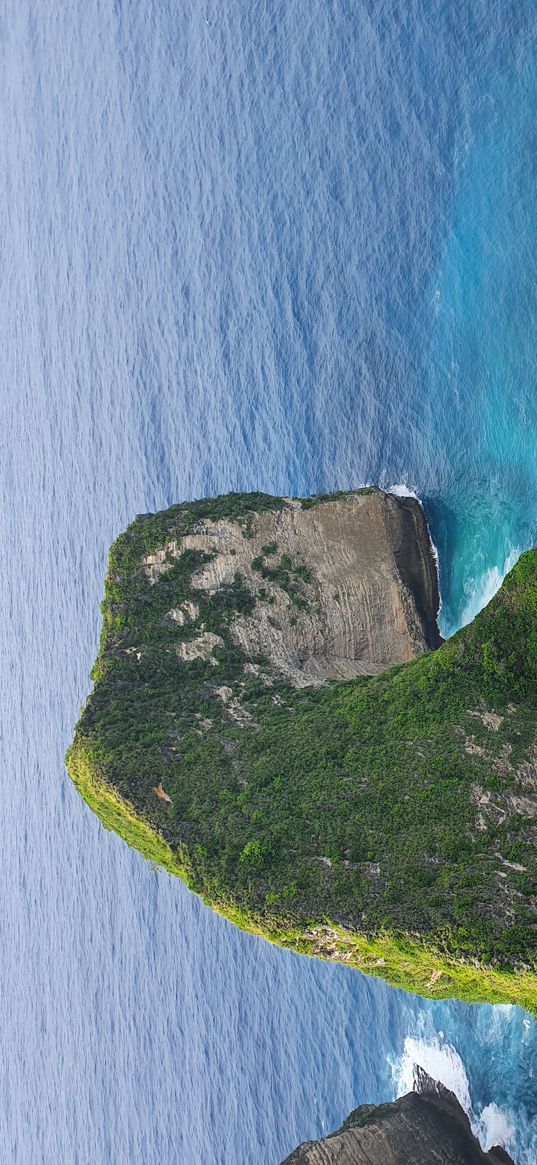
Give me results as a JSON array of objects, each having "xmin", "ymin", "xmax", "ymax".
[{"xmin": 280, "ymin": 1069, "xmax": 515, "ymax": 1165}]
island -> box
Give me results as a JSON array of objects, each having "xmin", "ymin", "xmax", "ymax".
[
  {"xmin": 280, "ymin": 1068, "xmax": 515, "ymax": 1164},
  {"xmin": 66, "ymin": 488, "xmax": 537, "ymax": 1013}
]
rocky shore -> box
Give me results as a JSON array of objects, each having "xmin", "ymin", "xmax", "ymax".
[{"xmin": 280, "ymin": 1068, "xmax": 515, "ymax": 1165}]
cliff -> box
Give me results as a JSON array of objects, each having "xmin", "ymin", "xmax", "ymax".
[
  {"xmin": 280, "ymin": 1069, "xmax": 515, "ymax": 1165},
  {"xmin": 66, "ymin": 488, "xmax": 537, "ymax": 1013},
  {"xmin": 139, "ymin": 488, "xmax": 441, "ymax": 683}
]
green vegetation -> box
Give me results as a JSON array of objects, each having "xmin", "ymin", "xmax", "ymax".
[
  {"xmin": 300, "ymin": 486, "xmax": 376, "ymax": 509},
  {"xmin": 251, "ymin": 547, "xmax": 312, "ymax": 609},
  {"xmin": 66, "ymin": 491, "xmax": 537, "ymax": 1013}
]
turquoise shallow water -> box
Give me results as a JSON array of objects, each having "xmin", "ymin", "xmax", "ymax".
[
  {"xmin": 1, "ymin": 2, "xmax": 537, "ymax": 1162},
  {"xmin": 422, "ymin": 41, "xmax": 537, "ymax": 635}
]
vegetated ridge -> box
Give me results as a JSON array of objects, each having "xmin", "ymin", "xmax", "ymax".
[{"xmin": 66, "ymin": 488, "xmax": 537, "ymax": 1013}]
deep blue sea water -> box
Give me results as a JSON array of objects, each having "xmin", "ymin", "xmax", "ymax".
[{"xmin": 2, "ymin": 2, "xmax": 537, "ymax": 1162}]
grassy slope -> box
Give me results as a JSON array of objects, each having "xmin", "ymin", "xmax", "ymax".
[{"xmin": 66, "ymin": 492, "xmax": 537, "ymax": 1013}]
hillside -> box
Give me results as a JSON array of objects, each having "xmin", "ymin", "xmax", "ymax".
[{"xmin": 66, "ymin": 489, "xmax": 537, "ymax": 1012}]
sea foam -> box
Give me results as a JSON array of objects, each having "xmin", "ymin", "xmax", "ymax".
[{"xmin": 392, "ymin": 1035, "xmax": 514, "ymax": 1157}]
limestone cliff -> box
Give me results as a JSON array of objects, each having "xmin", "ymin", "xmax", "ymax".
[
  {"xmin": 280, "ymin": 1069, "xmax": 515, "ymax": 1165},
  {"xmin": 139, "ymin": 488, "xmax": 441, "ymax": 685}
]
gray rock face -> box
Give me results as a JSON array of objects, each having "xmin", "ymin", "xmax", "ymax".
[
  {"xmin": 280, "ymin": 1069, "xmax": 515, "ymax": 1165},
  {"xmin": 141, "ymin": 488, "xmax": 442, "ymax": 686}
]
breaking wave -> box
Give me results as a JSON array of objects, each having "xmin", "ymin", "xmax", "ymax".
[{"xmin": 392, "ymin": 1034, "xmax": 517, "ymax": 1159}]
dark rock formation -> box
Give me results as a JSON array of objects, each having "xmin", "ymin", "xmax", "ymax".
[{"xmin": 280, "ymin": 1069, "xmax": 515, "ymax": 1165}]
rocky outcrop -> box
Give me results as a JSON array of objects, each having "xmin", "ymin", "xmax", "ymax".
[
  {"xmin": 280, "ymin": 1069, "xmax": 515, "ymax": 1165},
  {"xmin": 141, "ymin": 489, "xmax": 441, "ymax": 686}
]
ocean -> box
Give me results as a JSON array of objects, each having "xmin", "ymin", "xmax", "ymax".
[{"xmin": 1, "ymin": 1, "xmax": 536, "ymax": 1161}]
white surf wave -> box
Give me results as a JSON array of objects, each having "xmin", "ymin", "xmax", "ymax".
[
  {"xmin": 392, "ymin": 1035, "xmax": 514, "ymax": 1156},
  {"xmin": 387, "ymin": 482, "xmax": 420, "ymax": 500},
  {"xmin": 393, "ymin": 1035, "xmax": 472, "ymax": 1112},
  {"xmin": 477, "ymin": 1103, "xmax": 514, "ymax": 1153},
  {"xmin": 459, "ymin": 546, "xmax": 521, "ymax": 629}
]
